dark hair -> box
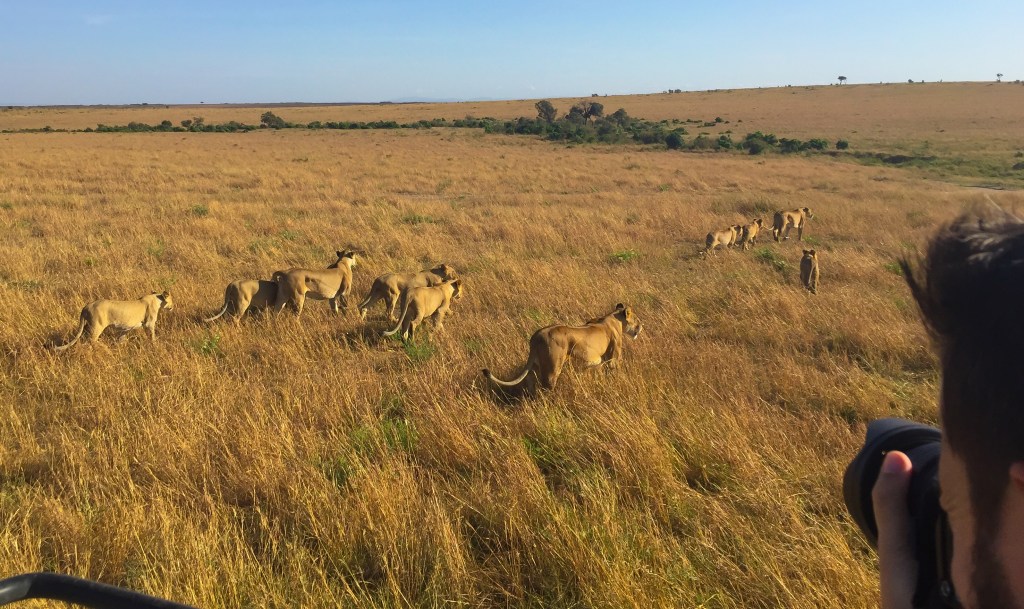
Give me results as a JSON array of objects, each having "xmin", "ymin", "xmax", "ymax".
[{"xmin": 901, "ymin": 208, "xmax": 1024, "ymax": 539}]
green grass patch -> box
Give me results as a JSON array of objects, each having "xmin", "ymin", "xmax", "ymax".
[
  {"xmin": 195, "ymin": 333, "xmax": 222, "ymax": 357},
  {"xmin": 754, "ymin": 247, "xmax": 789, "ymax": 273},
  {"xmin": 401, "ymin": 213, "xmax": 437, "ymax": 225},
  {"xmin": 147, "ymin": 239, "xmax": 166, "ymax": 260},
  {"xmin": 610, "ymin": 249, "xmax": 639, "ymax": 264},
  {"xmin": 400, "ymin": 336, "xmax": 437, "ymax": 363},
  {"xmin": 884, "ymin": 261, "xmax": 904, "ymax": 276}
]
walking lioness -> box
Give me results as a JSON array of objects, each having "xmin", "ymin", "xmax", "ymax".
[
  {"xmin": 273, "ymin": 249, "xmax": 358, "ymax": 315},
  {"xmin": 358, "ymin": 264, "xmax": 458, "ymax": 321},
  {"xmin": 53, "ymin": 292, "xmax": 175, "ymax": 351},
  {"xmin": 772, "ymin": 207, "xmax": 813, "ymax": 242},
  {"xmin": 204, "ymin": 279, "xmax": 278, "ymax": 324},
  {"xmin": 382, "ymin": 279, "xmax": 462, "ymax": 341},
  {"xmin": 482, "ymin": 303, "xmax": 642, "ymax": 393},
  {"xmin": 737, "ymin": 218, "xmax": 764, "ymax": 250},
  {"xmin": 702, "ymin": 225, "xmax": 743, "ymax": 256}
]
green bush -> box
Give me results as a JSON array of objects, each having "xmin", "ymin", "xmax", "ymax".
[
  {"xmin": 690, "ymin": 135, "xmax": 716, "ymax": 150},
  {"xmin": 836, "ymin": 139, "xmax": 850, "ymax": 150},
  {"xmin": 665, "ymin": 132, "xmax": 684, "ymax": 150},
  {"xmin": 779, "ymin": 138, "xmax": 804, "ymax": 153},
  {"xmin": 260, "ymin": 111, "xmax": 287, "ymax": 129}
]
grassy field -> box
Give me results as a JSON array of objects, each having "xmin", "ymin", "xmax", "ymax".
[{"xmin": 1, "ymin": 84, "xmax": 1023, "ymax": 607}]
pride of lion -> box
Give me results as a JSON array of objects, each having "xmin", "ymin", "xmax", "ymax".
[
  {"xmin": 51, "ymin": 205, "xmax": 817, "ymax": 396},
  {"xmin": 701, "ymin": 209, "xmax": 818, "ymax": 288}
]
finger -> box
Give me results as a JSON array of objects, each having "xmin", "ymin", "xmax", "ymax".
[{"xmin": 871, "ymin": 450, "xmax": 917, "ymax": 609}]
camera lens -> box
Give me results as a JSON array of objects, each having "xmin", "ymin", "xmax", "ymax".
[
  {"xmin": 843, "ymin": 418, "xmax": 956, "ymax": 608},
  {"xmin": 843, "ymin": 418, "xmax": 942, "ymax": 546}
]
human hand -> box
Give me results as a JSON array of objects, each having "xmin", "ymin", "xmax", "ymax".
[{"xmin": 872, "ymin": 450, "xmax": 917, "ymax": 609}]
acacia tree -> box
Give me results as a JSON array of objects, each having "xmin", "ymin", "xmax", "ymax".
[
  {"xmin": 260, "ymin": 111, "xmax": 287, "ymax": 129},
  {"xmin": 997, "ymin": 73, "xmax": 1003, "ymax": 82},
  {"xmin": 838, "ymin": 75, "xmax": 847, "ymax": 85},
  {"xmin": 567, "ymin": 101, "xmax": 604, "ymax": 123},
  {"xmin": 535, "ymin": 100, "xmax": 557, "ymax": 123}
]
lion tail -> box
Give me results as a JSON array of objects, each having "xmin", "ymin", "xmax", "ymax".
[
  {"xmin": 382, "ymin": 293, "xmax": 411, "ymax": 337},
  {"xmin": 203, "ymin": 285, "xmax": 233, "ymax": 323},
  {"xmin": 52, "ymin": 312, "xmax": 87, "ymax": 352},
  {"xmin": 482, "ymin": 358, "xmax": 534, "ymax": 388},
  {"xmin": 357, "ymin": 280, "xmax": 383, "ymax": 316}
]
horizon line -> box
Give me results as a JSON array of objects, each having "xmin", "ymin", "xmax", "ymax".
[{"xmin": 0, "ymin": 79, "xmax": 1005, "ymax": 109}]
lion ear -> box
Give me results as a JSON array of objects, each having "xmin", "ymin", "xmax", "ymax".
[
  {"xmin": 336, "ymin": 250, "xmax": 345, "ymax": 258},
  {"xmin": 615, "ymin": 302, "xmax": 625, "ymax": 311},
  {"xmin": 810, "ymin": 249, "xmax": 816, "ymax": 256}
]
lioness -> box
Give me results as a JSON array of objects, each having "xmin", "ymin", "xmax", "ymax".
[
  {"xmin": 53, "ymin": 291, "xmax": 175, "ymax": 351},
  {"xmin": 273, "ymin": 250, "xmax": 358, "ymax": 315},
  {"xmin": 737, "ymin": 218, "xmax": 764, "ymax": 250},
  {"xmin": 383, "ymin": 279, "xmax": 462, "ymax": 341},
  {"xmin": 204, "ymin": 279, "xmax": 278, "ymax": 324},
  {"xmin": 772, "ymin": 207, "xmax": 813, "ymax": 242},
  {"xmin": 800, "ymin": 249, "xmax": 819, "ymax": 294},
  {"xmin": 358, "ymin": 264, "xmax": 458, "ymax": 321},
  {"xmin": 482, "ymin": 303, "xmax": 642, "ymax": 393},
  {"xmin": 703, "ymin": 225, "xmax": 743, "ymax": 255}
]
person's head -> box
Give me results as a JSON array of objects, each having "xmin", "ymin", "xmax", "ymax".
[{"xmin": 902, "ymin": 208, "xmax": 1024, "ymax": 609}]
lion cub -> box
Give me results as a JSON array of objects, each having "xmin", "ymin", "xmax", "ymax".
[
  {"xmin": 702, "ymin": 224, "xmax": 743, "ymax": 255},
  {"xmin": 737, "ymin": 218, "xmax": 764, "ymax": 250},
  {"xmin": 800, "ymin": 249, "xmax": 819, "ymax": 294},
  {"xmin": 383, "ymin": 279, "xmax": 462, "ymax": 341},
  {"xmin": 53, "ymin": 292, "xmax": 175, "ymax": 350}
]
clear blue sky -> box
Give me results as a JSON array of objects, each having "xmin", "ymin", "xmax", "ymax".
[{"xmin": 2, "ymin": 1, "xmax": 1021, "ymax": 105}]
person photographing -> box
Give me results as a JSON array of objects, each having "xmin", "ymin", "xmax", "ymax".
[{"xmin": 845, "ymin": 209, "xmax": 1024, "ymax": 609}]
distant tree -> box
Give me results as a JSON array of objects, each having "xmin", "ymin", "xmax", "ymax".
[
  {"xmin": 610, "ymin": 108, "xmax": 630, "ymax": 126},
  {"xmin": 665, "ymin": 132, "xmax": 683, "ymax": 150},
  {"xmin": 566, "ymin": 101, "xmax": 603, "ymax": 123},
  {"xmin": 535, "ymin": 100, "xmax": 558, "ymax": 123},
  {"xmin": 908, "ymin": 79, "xmax": 915, "ymax": 84},
  {"xmin": 997, "ymin": 73, "xmax": 1003, "ymax": 82},
  {"xmin": 838, "ymin": 75, "xmax": 847, "ymax": 84},
  {"xmin": 260, "ymin": 111, "xmax": 287, "ymax": 129},
  {"xmin": 183, "ymin": 117, "xmax": 205, "ymax": 131}
]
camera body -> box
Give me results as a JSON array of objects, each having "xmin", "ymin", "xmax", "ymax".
[{"xmin": 843, "ymin": 418, "xmax": 958, "ymax": 609}]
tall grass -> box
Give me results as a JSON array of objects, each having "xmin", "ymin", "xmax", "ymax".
[{"xmin": 0, "ymin": 124, "xmax": 1021, "ymax": 608}]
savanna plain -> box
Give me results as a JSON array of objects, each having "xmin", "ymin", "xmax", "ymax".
[{"xmin": 1, "ymin": 83, "xmax": 1023, "ymax": 608}]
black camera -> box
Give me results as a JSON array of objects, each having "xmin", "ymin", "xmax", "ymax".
[{"xmin": 843, "ymin": 418, "xmax": 958, "ymax": 608}]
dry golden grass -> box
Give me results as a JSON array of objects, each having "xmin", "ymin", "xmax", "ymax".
[
  {"xmin": 0, "ymin": 94, "xmax": 1022, "ymax": 608},
  {"xmin": 4, "ymin": 81, "xmax": 1022, "ymax": 144}
]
